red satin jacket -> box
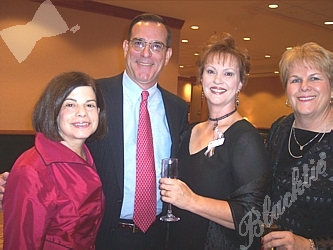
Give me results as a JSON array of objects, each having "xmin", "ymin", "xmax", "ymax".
[{"xmin": 3, "ymin": 132, "xmax": 105, "ymax": 249}]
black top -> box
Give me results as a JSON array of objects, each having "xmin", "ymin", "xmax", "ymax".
[
  {"xmin": 168, "ymin": 119, "xmax": 271, "ymax": 250},
  {"xmin": 266, "ymin": 114, "xmax": 333, "ymax": 249}
]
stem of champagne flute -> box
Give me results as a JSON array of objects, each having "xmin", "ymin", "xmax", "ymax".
[{"xmin": 167, "ymin": 203, "xmax": 173, "ymax": 216}]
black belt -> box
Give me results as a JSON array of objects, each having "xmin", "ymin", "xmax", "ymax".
[{"xmin": 118, "ymin": 216, "xmax": 160, "ymax": 233}]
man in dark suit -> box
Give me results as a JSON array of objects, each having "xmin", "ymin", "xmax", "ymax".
[
  {"xmin": 0, "ymin": 13, "xmax": 188, "ymax": 250},
  {"xmin": 87, "ymin": 13, "xmax": 189, "ymax": 249}
]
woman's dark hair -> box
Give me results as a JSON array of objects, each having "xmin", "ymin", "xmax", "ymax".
[
  {"xmin": 127, "ymin": 13, "xmax": 172, "ymax": 48},
  {"xmin": 197, "ymin": 33, "xmax": 251, "ymax": 87},
  {"xmin": 32, "ymin": 71, "xmax": 107, "ymax": 142}
]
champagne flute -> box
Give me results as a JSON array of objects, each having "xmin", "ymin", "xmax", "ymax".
[
  {"xmin": 262, "ymin": 212, "xmax": 279, "ymax": 235},
  {"xmin": 262, "ymin": 212, "xmax": 279, "ymax": 250},
  {"xmin": 160, "ymin": 158, "xmax": 180, "ymax": 222}
]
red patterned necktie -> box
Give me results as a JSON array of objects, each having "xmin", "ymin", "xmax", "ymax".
[{"xmin": 133, "ymin": 90, "xmax": 156, "ymax": 233}]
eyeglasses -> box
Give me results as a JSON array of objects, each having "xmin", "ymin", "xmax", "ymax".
[{"xmin": 129, "ymin": 38, "xmax": 167, "ymax": 53}]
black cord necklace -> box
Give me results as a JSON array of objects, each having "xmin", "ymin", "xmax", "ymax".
[{"xmin": 208, "ymin": 107, "xmax": 237, "ymax": 130}]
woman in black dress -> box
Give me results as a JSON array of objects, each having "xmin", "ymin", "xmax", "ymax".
[
  {"xmin": 159, "ymin": 33, "xmax": 272, "ymax": 249},
  {"xmin": 262, "ymin": 42, "xmax": 333, "ymax": 249}
]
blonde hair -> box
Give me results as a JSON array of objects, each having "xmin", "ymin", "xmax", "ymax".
[{"xmin": 279, "ymin": 42, "xmax": 333, "ymax": 89}]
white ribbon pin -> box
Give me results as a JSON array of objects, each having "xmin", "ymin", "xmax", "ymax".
[{"xmin": 204, "ymin": 137, "xmax": 225, "ymax": 157}]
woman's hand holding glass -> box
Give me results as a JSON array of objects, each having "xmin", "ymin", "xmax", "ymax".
[
  {"xmin": 159, "ymin": 158, "xmax": 180, "ymax": 222},
  {"xmin": 261, "ymin": 230, "xmax": 314, "ymax": 250},
  {"xmin": 159, "ymin": 159, "xmax": 197, "ymax": 220}
]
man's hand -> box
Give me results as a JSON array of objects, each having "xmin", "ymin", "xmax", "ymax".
[{"xmin": 0, "ymin": 172, "xmax": 9, "ymax": 211}]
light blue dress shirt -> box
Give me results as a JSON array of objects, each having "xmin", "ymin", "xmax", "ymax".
[{"xmin": 120, "ymin": 71, "xmax": 171, "ymax": 219}]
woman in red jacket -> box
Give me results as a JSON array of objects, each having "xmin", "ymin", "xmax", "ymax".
[{"xmin": 3, "ymin": 71, "xmax": 107, "ymax": 249}]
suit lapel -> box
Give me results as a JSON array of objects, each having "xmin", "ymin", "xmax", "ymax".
[
  {"xmin": 103, "ymin": 74, "xmax": 125, "ymax": 192},
  {"xmin": 159, "ymin": 86, "xmax": 178, "ymax": 157}
]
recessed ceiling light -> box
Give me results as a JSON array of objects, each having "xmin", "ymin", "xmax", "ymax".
[
  {"xmin": 265, "ymin": 55, "xmax": 271, "ymax": 58},
  {"xmin": 324, "ymin": 21, "xmax": 333, "ymax": 25},
  {"xmin": 182, "ymin": 39, "xmax": 189, "ymax": 43},
  {"xmin": 191, "ymin": 25, "xmax": 199, "ymax": 30},
  {"xmin": 274, "ymin": 71, "xmax": 279, "ymax": 74},
  {"xmin": 179, "ymin": 65, "xmax": 184, "ymax": 68},
  {"xmin": 268, "ymin": 4, "xmax": 279, "ymax": 9},
  {"xmin": 286, "ymin": 47, "xmax": 292, "ymax": 50},
  {"xmin": 194, "ymin": 53, "xmax": 199, "ymax": 56},
  {"xmin": 243, "ymin": 37, "xmax": 250, "ymax": 41}
]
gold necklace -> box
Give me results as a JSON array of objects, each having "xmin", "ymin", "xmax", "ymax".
[
  {"xmin": 292, "ymin": 127, "xmax": 324, "ymax": 150},
  {"xmin": 288, "ymin": 121, "xmax": 326, "ymax": 159}
]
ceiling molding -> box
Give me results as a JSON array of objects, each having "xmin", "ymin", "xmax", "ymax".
[{"xmin": 29, "ymin": 0, "xmax": 185, "ymax": 30}]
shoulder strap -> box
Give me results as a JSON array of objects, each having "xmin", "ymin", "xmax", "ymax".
[
  {"xmin": 179, "ymin": 122, "xmax": 198, "ymax": 149},
  {"xmin": 266, "ymin": 116, "xmax": 287, "ymax": 149},
  {"xmin": 266, "ymin": 114, "xmax": 295, "ymax": 172}
]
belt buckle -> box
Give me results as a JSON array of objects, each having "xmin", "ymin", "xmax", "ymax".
[
  {"xmin": 120, "ymin": 222, "xmax": 141, "ymax": 233},
  {"xmin": 132, "ymin": 224, "xmax": 139, "ymax": 233}
]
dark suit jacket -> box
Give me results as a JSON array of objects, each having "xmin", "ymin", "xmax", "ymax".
[{"xmin": 87, "ymin": 73, "xmax": 189, "ymax": 249}]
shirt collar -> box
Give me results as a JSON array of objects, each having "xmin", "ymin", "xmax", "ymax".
[
  {"xmin": 123, "ymin": 71, "xmax": 158, "ymax": 101},
  {"xmin": 35, "ymin": 132, "xmax": 91, "ymax": 166}
]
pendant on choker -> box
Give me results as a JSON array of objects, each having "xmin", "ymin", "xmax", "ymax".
[
  {"xmin": 204, "ymin": 108, "xmax": 237, "ymax": 158},
  {"xmin": 204, "ymin": 128, "xmax": 224, "ymax": 157},
  {"xmin": 208, "ymin": 107, "xmax": 237, "ymax": 131}
]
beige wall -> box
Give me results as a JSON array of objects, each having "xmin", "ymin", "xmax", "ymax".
[
  {"xmin": 0, "ymin": 0, "xmax": 180, "ymax": 131},
  {"xmin": 239, "ymin": 76, "xmax": 291, "ymax": 128},
  {"xmin": 179, "ymin": 75, "xmax": 292, "ymax": 129},
  {"xmin": 1, "ymin": 0, "xmax": 292, "ymax": 131}
]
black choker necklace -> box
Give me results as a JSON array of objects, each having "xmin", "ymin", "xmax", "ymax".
[{"xmin": 208, "ymin": 107, "xmax": 237, "ymax": 130}]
